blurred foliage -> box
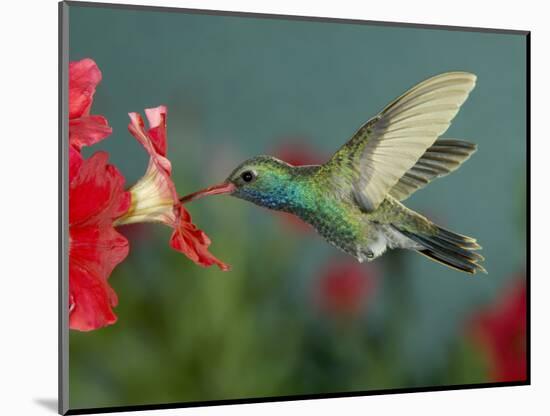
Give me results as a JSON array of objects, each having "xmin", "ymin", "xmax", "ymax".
[{"xmin": 68, "ymin": 4, "xmax": 528, "ymax": 410}]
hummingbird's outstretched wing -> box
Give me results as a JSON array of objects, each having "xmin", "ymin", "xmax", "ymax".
[
  {"xmin": 327, "ymin": 72, "xmax": 477, "ymax": 211},
  {"xmin": 388, "ymin": 138, "xmax": 477, "ymax": 201}
]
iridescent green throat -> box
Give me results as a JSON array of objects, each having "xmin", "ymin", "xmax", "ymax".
[{"xmin": 232, "ymin": 165, "xmax": 321, "ymax": 217}]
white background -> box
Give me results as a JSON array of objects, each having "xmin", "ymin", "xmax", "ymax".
[{"xmin": 1, "ymin": 0, "xmax": 545, "ymax": 415}]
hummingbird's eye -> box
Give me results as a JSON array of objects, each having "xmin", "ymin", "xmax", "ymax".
[{"xmin": 241, "ymin": 170, "xmax": 255, "ymax": 183}]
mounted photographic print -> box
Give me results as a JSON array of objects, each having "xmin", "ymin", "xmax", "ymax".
[{"xmin": 59, "ymin": 1, "xmax": 530, "ymax": 414}]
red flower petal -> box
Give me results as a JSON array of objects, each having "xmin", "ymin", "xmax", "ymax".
[
  {"xmin": 69, "ymin": 260, "xmax": 118, "ymax": 331},
  {"xmin": 69, "ymin": 115, "xmax": 112, "ymax": 151},
  {"xmin": 128, "ymin": 110, "xmax": 172, "ymax": 178},
  {"xmin": 145, "ymin": 106, "xmax": 167, "ymax": 156},
  {"xmin": 69, "ymin": 145, "xmax": 83, "ymax": 183},
  {"xmin": 170, "ymin": 205, "xmax": 230, "ymax": 271},
  {"xmin": 70, "ymin": 223, "xmax": 130, "ymax": 282},
  {"xmin": 314, "ymin": 259, "xmax": 377, "ymax": 318},
  {"xmin": 273, "ymin": 138, "xmax": 326, "ymax": 167},
  {"xmin": 69, "ymin": 152, "xmax": 131, "ymax": 331},
  {"xmin": 69, "ymin": 58, "xmax": 102, "ymax": 119},
  {"xmin": 70, "ymin": 152, "xmax": 130, "ymax": 226},
  {"xmin": 469, "ymin": 276, "xmax": 527, "ymax": 382},
  {"xmin": 69, "ymin": 58, "xmax": 112, "ymax": 151},
  {"xmin": 125, "ymin": 106, "xmax": 229, "ymax": 270}
]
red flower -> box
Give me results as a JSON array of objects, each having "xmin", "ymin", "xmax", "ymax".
[
  {"xmin": 313, "ymin": 258, "xmax": 377, "ymax": 318},
  {"xmin": 69, "ymin": 58, "xmax": 112, "ymax": 151},
  {"xmin": 67, "ymin": 59, "xmax": 228, "ymax": 331},
  {"xmin": 116, "ymin": 106, "xmax": 229, "ymax": 271},
  {"xmin": 69, "ymin": 150, "xmax": 131, "ymax": 331},
  {"xmin": 68, "ymin": 58, "xmax": 130, "ymax": 331},
  {"xmin": 273, "ymin": 138, "xmax": 326, "ymax": 167},
  {"xmin": 469, "ymin": 276, "xmax": 527, "ymax": 382}
]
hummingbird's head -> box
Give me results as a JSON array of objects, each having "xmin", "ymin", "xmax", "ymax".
[{"xmin": 180, "ymin": 155, "xmax": 297, "ymax": 210}]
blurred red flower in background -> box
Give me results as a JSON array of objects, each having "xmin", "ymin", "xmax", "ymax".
[
  {"xmin": 69, "ymin": 58, "xmax": 112, "ymax": 151},
  {"xmin": 69, "ymin": 150, "xmax": 131, "ymax": 331},
  {"xmin": 313, "ymin": 258, "xmax": 378, "ymax": 319},
  {"xmin": 273, "ymin": 139, "xmax": 327, "ymax": 234},
  {"xmin": 273, "ymin": 138, "xmax": 326, "ymax": 167},
  {"xmin": 115, "ymin": 106, "xmax": 229, "ymax": 271},
  {"xmin": 469, "ymin": 275, "xmax": 527, "ymax": 382}
]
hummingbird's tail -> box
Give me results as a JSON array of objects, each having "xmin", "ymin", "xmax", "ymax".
[{"xmin": 393, "ymin": 224, "xmax": 486, "ymax": 275}]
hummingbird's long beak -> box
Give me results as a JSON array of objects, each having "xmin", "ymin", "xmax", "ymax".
[{"xmin": 179, "ymin": 182, "xmax": 236, "ymax": 203}]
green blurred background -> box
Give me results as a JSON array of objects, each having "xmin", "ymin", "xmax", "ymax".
[{"xmin": 68, "ymin": 3, "xmax": 528, "ymax": 410}]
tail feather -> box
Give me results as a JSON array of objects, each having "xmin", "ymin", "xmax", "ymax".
[
  {"xmin": 393, "ymin": 224, "xmax": 486, "ymax": 275},
  {"xmin": 417, "ymin": 249, "xmax": 483, "ymax": 274},
  {"xmin": 436, "ymin": 226, "xmax": 481, "ymax": 249}
]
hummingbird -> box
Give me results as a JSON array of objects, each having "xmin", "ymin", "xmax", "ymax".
[{"xmin": 181, "ymin": 72, "xmax": 486, "ymax": 274}]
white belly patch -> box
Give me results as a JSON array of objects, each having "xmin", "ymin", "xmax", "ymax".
[
  {"xmin": 357, "ymin": 225, "xmax": 421, "ymax": 262},
  {"xmin": 357, "ymin": 231, "xmax": 388, "ymax": 262}
]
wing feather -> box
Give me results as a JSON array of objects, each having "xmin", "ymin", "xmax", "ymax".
[
  {"xmin": 329, "ymin": 72, "xmax": 477, "ymax": 211},
  {"xmin": 388, "ymin": 139, "xmax": 477, "ymax": 201}
]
